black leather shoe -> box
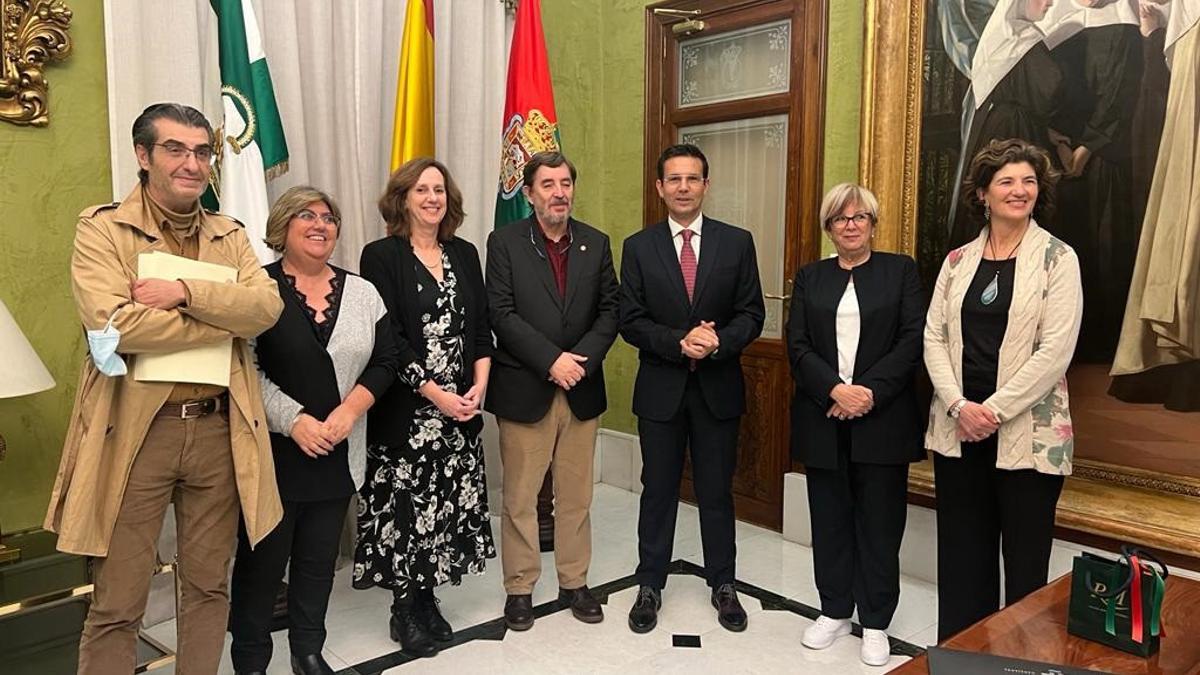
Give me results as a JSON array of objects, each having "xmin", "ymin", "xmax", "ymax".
[
  {"xmin": 415, "ymin": 588, "xmax": 454, "ymax": 641},
  {"xmin": 504, "ymin": 594, "xmax": 535, "ymax": 631},
  {"xmin": 627, "ymin": 585, "xmax": 661, "ymax": 634},
  {"xmin": 390, "ymin": 609, "xmax": 439, "ymax": 658},
  {"xmin": 235, "ymin": 671, "xmax": 266, "ymax": 675},
  {"xmin": 559, "ymin": 585, "xmax": 604, "ymax": 624},
  {"xmin": 290, "ymin": 652, "xmax": 335, "ymax": 675},
  {"xmin": 711, "ymin": 583, "xmax": 747, "ymax": 632}
]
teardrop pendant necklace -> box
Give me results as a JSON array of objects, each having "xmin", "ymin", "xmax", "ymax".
[{"xmin": 981, "ymin": 227, "xmax": 1024, "ymax": 306}]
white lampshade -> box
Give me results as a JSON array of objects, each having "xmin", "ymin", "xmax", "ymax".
[{"xmin": 0, "ymin": 299, "xmax": 56, "ymax": 398}]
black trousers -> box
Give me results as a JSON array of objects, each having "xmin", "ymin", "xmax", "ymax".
[
  {"xmin": 807, "ymin": 427, "xmax": 910, "ymax": 629},
  {"xmin": 934, "ymin": 437, "xmax": 1064, "ymax": 640},
  {"xmin": 229, "ymin": 496, "xmax": 350, "ymax": 671},
  {"xmin": 636, "ymin": 374, "xmax": 740, "ymax": 589}
]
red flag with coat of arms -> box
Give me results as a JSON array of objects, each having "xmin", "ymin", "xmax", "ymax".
[{"xmin": 494, "ymin": 0, "xmax": 561, "ymax": 228}]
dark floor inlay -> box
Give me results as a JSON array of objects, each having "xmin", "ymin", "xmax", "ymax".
[
  {"xmin": 341, "ymin": 558, "xmax": 925, "ymax": 673},
  {"xmin": 672, "ymin": 634, "xmax": 702, "ymax": 648}
]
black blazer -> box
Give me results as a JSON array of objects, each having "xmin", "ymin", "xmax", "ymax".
[
  {"xmin": 255, "ymin": 262, "xmax": 398, "ymax": 501},
  {"xmin": 484, "ymin": 218, "xmax": 620, "ymax": 423},
  {"xmin": 619, "ymin": 218, "xmax": 765, "ymax": 422},
  {"xmin": 786, "ymin": 252, "xmax": 925, "ymax": 468},
  {"xmin": 359, "ymin": 235, "xmax": 493, "ymax": 444}
]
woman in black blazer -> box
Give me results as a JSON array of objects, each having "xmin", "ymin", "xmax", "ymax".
[
  {"xmin": 355, "ymin": 158, "xmax": 495, "ymax": 658},
  {"xmin": 785, "ymin": 183, "xmax": 925, "ymax": 667},
  {"xmin": 229, "ymin": 186, "xmax": 398, "ymax": 675}
]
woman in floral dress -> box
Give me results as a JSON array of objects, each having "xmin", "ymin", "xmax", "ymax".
[{"xmin": 356, "ymin": 158, "xmax": 495, "ymax": 658}]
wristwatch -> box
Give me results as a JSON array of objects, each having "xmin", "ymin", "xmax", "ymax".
[{"xmin": 948, "ymin": 399, "xmax": 968, "ymax": 419}]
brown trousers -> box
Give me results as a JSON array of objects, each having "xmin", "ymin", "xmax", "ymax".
[
  {"xmin": 79, "ymin": 412, "xmax": 239, "ymax": 675},
  {"xmin": 498, "ymin": 390, "xmax": 599, "ymax": 594}
]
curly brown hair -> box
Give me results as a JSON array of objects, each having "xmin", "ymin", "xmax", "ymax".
[
  {"xmin": 961, "ymin": 138, "xmax": 1059, "ymax": 228},
  {"xmin": 378, "ymin": 158, "xmax": 465, "ymax": 241}
]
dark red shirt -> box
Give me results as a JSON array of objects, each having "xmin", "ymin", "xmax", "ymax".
[{"xmin": 541, "ymin": 226, "xmax": 570, "ymax": 297}]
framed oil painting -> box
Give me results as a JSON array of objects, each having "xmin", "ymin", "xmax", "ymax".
[{"xmin": 860, "ymin": 0, "xmax": 1200, "ymax": 556}]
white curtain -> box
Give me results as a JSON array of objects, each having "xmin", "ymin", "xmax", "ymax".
[
  {"xmin": 104, "ymin": 0, "xmax": 511, "ymax": 265},
  {"xmin": 102, "ymin": 0, "xmax": 512, "ymax": 627}
]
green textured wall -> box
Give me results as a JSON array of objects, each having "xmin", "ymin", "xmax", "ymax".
[
  {"xmin": 0, "ymin": 3, "xmax": 110, "ymax": 530},
  {"xmin": 543, "ymin": 0, "xmax": 645, "ymax": 434},
  {"xmin": 542, "ymin": 1, "xmax": 863, "ymax": 433}
]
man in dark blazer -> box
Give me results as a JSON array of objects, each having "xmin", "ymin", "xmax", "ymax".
[
  {"xmin": 619, "ymin": 144, "xmax": 765, "ymax": 634},
  {"xmin": 486, "ymin": 152, "xmax": 620, "ymax": 631}
]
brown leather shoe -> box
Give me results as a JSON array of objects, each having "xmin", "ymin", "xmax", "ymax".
[
  {"xmin": 504, "ymin": 594, "xmax": 535, "ymax": 631},
  {"xmin": 711, "ymin": 583, "xmax": 747, "ymax": 632},
  {"xmin": 559, "ymin": 585, "xmax": 604, "ymax": 624}
]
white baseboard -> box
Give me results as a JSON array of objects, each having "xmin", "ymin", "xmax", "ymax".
[{"xmin": 596, "ymin": 428, "xmax": 641, "ymax": 493}]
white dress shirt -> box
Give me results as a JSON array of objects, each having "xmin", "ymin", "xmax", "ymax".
[
  {"xmin": 836, "ymin": 277, "xmax": 861, "ymax": 384},
  {"xmin": 668, "ymin": 213, "xmax": 703, "ymax": 263}
]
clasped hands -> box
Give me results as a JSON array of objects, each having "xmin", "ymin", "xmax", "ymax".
[
  {"xmin": 131, "ymin": 279, "xmax": 188, "ymax": 310},
  {"xmin": 290, "ymin": 405, "xmax": 361, "ymax": 458},
  {"xmin": 1048, "ymin": 129, "xmax": 1092, "ymax": 178},
  {"xmin": 680, "ymin": 321, "xmax": 719, "ymax": 360},
  {"xmin": 956, "ymin": 400, "xmax": 1000, "ymax": 443},
  {"xmin": 425, "ymin": 381, "xmax": 484, "ymax": 423},
  {"xmin": 549, "ymin": 351, "xmax": 588, "ymax": 390},
  {"xmin": 827, "ymin": 383, "xmax": 874, "ymax": 420}
]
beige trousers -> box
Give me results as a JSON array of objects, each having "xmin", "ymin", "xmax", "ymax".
[
  {"xmin": 79, "ymin": 412, "xmax": 239, "ymax": 675},
  {"xmin": 498, "ymin": 390, "xmax": 599, "ymax": 594}
]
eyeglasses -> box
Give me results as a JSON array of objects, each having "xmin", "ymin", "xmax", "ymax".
[
  {"xmin": 296, "ymin": 209, "xmax": 341, "ymax": 227},
  {"xmin": 153, "ymin": 141, "xmax": 216, "ymax": 165},
  {"xmin": 829, "ymin": 212, "xmax": 872, "ymax": 228}
]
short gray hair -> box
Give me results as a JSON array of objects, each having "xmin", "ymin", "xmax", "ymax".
[
  {"xmin": 819, "ymin": 183, "xmax": 880, "ymax": 230},
  {"xmin": 264, "ymin": 186, "xmax": 342, "ymax": 253}
]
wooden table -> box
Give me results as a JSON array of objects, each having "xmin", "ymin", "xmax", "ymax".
[{"xmin": 892, "ymin": 572, "xmax": 1200, "ymax": 674}]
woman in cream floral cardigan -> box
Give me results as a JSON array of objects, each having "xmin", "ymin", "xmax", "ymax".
[{"xmin": 925, "ymin": 138, "xmax": 1083, "ymax": 640}]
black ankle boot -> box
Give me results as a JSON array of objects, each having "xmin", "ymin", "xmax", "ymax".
[
  {"xmin": 390, "ymin": 607, "xmax": 439, "ymax": 658},
  {"xmin": 415, "ymin": 588, "xmax": 453, "ymax": 642}
]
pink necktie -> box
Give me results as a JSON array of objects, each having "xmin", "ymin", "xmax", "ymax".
[{"xmin": 680, "ymin": 228, "xmax": 697, "ymax": 301}]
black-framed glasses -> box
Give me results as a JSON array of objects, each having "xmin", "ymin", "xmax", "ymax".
[
  {"xmin": 296, "ymin": 209, "xmax": 341, "ymax": 227},
  {"xmin": 153, "ymin": 142, "xmax": 216, "ymax": 165},
  {"xmin": 829, "ymin": 212, "xmax": 872, "ymax": 228}
]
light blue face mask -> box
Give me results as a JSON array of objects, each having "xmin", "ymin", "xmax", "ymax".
[{"xmin": 86, "ymin": 307, "xmax": 128, "ymax": 377}]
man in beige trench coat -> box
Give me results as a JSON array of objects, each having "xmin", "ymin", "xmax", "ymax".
[{"xmin": 43, "ymin": 102, "xmax": 283, "ymax": 674}]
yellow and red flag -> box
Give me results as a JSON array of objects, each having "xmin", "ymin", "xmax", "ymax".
[
  {"xmin": 390, "ymin": 0, "xmax": 435, "ymax": 171},
  {"xmin": 494, "ymin": 0, "xmax": 560, "ymax": 228}
]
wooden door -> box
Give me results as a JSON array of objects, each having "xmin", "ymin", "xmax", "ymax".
[{"xmin": 644, "ymin": 0, "xmax": 826, "ymax": 529}]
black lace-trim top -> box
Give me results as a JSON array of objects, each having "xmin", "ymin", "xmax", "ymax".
[{"xmin": 282, "ymin": 267, "xmax": 347, "ymax": 347}]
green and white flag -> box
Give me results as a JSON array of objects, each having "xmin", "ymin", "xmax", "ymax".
[{"xmin": 209, "ymin": 0, "xmax": 288, "ymax": 263}]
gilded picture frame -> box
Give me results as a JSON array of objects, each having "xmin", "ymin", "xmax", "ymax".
[
  {"xmin": 859, "ymin": 0, "xmax": 1200, "ymax": 559},
  {"xmin": 1, "ymin": 0, "xmax": 73, "ymax": 127}
]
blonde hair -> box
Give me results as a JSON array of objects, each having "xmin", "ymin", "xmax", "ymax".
[
  {"xmin": 818, "ymin": 183, "xmax": 880, "ymax": 231},
  {"xmin": 263, "ymin": 186, "xmax": 342, "ymax": 253}
]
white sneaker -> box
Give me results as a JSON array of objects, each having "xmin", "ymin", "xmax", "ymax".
[
  {"xmin": 860, "ymin": 628, "xmax": 891, "ymax": 666},
  {"xmin": 801, "ymin": 615, "xmax": 852, "ymax": 649}
]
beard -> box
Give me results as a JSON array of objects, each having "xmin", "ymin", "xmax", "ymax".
[{"xmin": 534, "ymin": 203, "xmax": 571, "ymax": 227}]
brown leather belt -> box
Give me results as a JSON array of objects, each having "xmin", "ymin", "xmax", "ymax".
[{"xmin": 157, "ymin": 394, "xmax": 228, "ymax": 420}]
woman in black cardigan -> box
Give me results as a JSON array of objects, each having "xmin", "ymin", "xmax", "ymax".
[
  {"xmin": 355, "ymin": 158, "xmax": 495, "ymax": 658},
  {"xmin": 229, "ymin": 186, "xmax": 398, "ymax": 675},
  {"xmin": 786, "ymin": 183, "xmax": 925, "ymax": 667}
]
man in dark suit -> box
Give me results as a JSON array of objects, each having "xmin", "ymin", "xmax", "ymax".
[
  {"xmin": 619, "ymin": 144, "xmax": 765, "ymax": 634},
  {"xmin": 486, "ymin": 152, "xmax": 620, "ymax": 631}
]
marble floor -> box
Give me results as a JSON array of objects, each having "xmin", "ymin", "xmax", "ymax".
[{"xmin": 145, "ymin": 484, "xmax": 939, "ymax": 674}]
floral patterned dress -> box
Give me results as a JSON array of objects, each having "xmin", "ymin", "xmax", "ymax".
[{"xmin": 353, "ymin": 250, "xmax": 495, "ymax": 595}]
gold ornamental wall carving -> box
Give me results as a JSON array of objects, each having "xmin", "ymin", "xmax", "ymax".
[{"xmin": 1, "ymin": 0, "xmax": 73, "ymax": 127}]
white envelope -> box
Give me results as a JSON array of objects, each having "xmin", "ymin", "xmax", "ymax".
[{"xmin": 133, "ymin": 251, "xmax": 236, "ymax": 387}]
